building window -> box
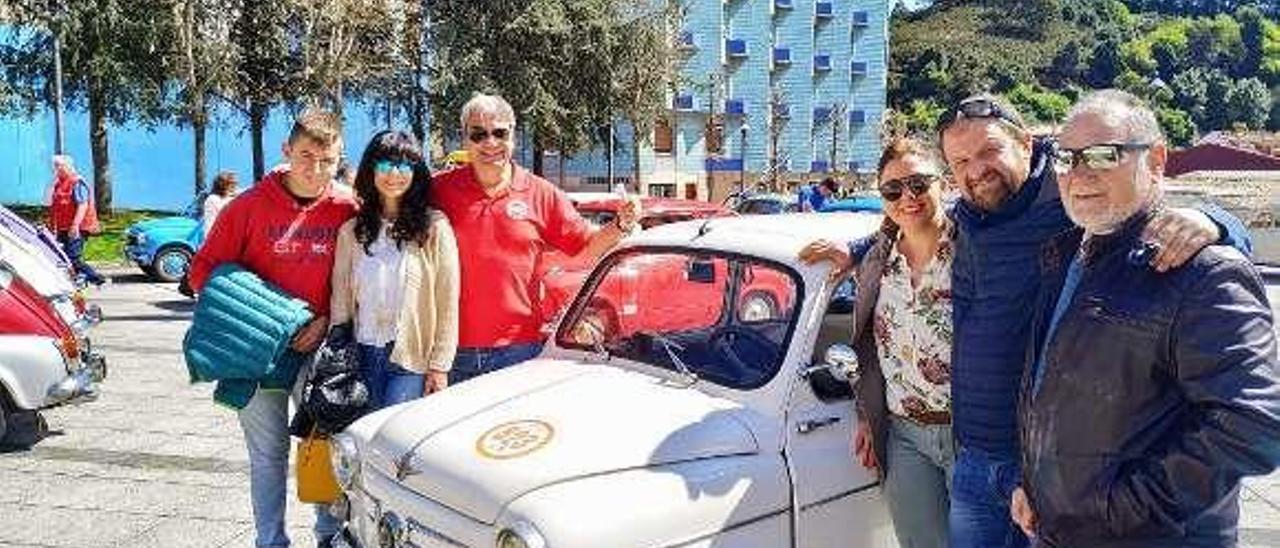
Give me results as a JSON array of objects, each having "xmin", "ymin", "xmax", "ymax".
[
  {"xmin": 654, "ymin": 119, "xmax": 673, "ymax": 154},
  {"xmin": 648, "ymin": 184, "xmax": 676, "ymax": 198},
  {"xmin": 705, "ymin": 117, "xmax": 725, "ymax": 155}
]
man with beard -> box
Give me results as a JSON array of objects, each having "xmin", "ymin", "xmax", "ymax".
[
  {"xmin": 1010, "ymin": 89, "xmax": 1280, "ymax": 547},
  {"xmin": 939, "ymin": 94, "xmax": 1250, "ymax": 548}
]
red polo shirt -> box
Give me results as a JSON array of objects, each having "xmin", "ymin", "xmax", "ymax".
[{"xmin": 431, "ymin": 165, "xmax": 592, "ymax": 347}]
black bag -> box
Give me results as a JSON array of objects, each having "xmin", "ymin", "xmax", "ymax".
[{"xmin": 290, "ymin": 323, "xmax": 371, "ymax": 436}]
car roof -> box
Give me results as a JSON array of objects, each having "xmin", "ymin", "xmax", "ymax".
[
  {"xmin": 622, "ymin": 212, "xmax": 882, "ymax": 265},
  {"xmin": 575, "ymin": 197, "xmax": 733, "ymax": 216}
]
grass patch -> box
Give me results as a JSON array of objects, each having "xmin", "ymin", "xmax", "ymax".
[{"xmin": 8, "ymin": 205, "xmax": 175, "ymax": 264}]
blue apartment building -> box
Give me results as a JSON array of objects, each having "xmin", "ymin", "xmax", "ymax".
[{"xmin": 547, "ymin": 0, "xmax": 890, "ymax": 200}]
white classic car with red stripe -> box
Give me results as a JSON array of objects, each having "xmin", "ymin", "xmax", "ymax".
[{"xmin": 331, "ymin": 213, "xmax": 897, "ymax": 548}]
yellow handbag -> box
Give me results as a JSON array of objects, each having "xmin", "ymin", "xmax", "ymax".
[{"xmin": 296, "ymin": 429, "xmax": 341, "ymax": 503}]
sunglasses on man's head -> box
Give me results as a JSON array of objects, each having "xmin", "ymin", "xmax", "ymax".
[
  {"xmin": 467, "ymin": 127, "xmax": 511, "ymax": 144},
  {"xmin": 938, "ymin": 98, "xmax": 1026, "ymax": 133},
  {"xmin": 374, "ymin": 160, "xmax": 414, "ymax": 176},
  {"xmin": 879, "ymin": 173, "xmax": 940, "ymax": 202},
  {"xmin": 1052, "ymin": 143, "xmax": 1151, "ymax": 174}
]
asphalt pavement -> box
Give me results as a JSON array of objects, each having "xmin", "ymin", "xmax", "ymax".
[{"xmin": 2, "ymin": 267, "xmax": 1280, "ymax": 547}]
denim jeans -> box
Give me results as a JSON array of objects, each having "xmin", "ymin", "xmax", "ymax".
[
  {"xmin": 356, "ymin": 343, "xmax": 423, "ymax": 409},
  {"xmin": 949, "ymin": 445, "xmax": 1028, "ymax": 548},
  {"xmin": 449, "ymin": 342, "xmax": 543, "ymax": 385},
  {"xmin": 56, "ymin": 232, "xmax": 104, "ymax": 285},
  {"xmin": 238, "ymin": 389, "xmax": 340, "ymax": 547},
  {"xmin": 883, "ymin": 416, "xmax": 955, "ymax": 548}
]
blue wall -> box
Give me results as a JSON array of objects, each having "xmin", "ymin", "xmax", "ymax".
[{"xmin": 0, "ymin": 103, "xmax": 396, "ymax": 211}]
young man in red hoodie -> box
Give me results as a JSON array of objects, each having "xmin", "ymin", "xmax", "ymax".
[{"xmin": 188, "ymin": 109, "xmax": 357, "ymax": 548}]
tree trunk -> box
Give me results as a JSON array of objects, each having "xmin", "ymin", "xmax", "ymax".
[
  {"xmin": 193, "ymin": 98, "xmax": 208, "ymax": 196},
  {"xmin": 250, "ymin": 101, "xmax": 268, "ymax": 182},
  {"xmin": 532, "ymin": 137, "xmax": 544, "ymax": 176},
  {"xmin": 631, "ymin": 123, "xmax": 643, "ymax": 193},
  {"xmin": 88, "ymin": 77, "xmax": 112, "ymax": 215}
]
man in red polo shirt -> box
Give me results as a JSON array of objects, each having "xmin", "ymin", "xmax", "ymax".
[{"xmin": 432, "ymin": 93, "xmax": 639, "ymax": 384}]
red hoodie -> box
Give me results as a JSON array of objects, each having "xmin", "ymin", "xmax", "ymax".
[{"xmin": 189, "ymin": 169, "xmax": 357, "ymax": 315}]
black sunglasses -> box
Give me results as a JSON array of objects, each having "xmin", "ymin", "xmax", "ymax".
[
  {"xmin": 1053, "ymin": 143, "xmax": 1152, "ymax": 173},
  {"xmin": 938, "ymin": 98, "xmax": 1026, "ymax": 133},
  {"xmin": 879, "ymin": 174, "xmax": 940, "ymax": 202},
  {"xmin": 467, "ymin": 127, "xmax": 511, "ymax": 143}
]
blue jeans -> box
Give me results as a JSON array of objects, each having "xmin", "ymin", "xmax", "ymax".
[
  {"xmin": 449, "ymin": 342, "xmax": 543, "ymax": 385},
  {"xmin": 57, "ymin": 232, "xmax": 104, "ymax": 285},
  {"xmin": 883, "ymin": 416, "xmax": 955, "ymax": 548},
  {"xmin": 356, "ymin": 343, "xmax": 423, "ymax": 409},
  {"xmin": 950, "ymin": 445, "xmax": 1028, "ymax": 548},
  {"xmin": 238, "ymin": 389, "xmax": 339, "ymax": 547}
]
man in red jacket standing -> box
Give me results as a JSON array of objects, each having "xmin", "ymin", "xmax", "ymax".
[
  {"xmin": 47, "ymin": 155, "xmax": 105, "ymax": 286},
  {"xmin": 189, "ymin": 109, "xmax": 357, "ymax": 548}
]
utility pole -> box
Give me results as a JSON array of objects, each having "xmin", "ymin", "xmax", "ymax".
[{"xmin": 52, "ymin": 6, "xmax": 65, "ymax": 154}]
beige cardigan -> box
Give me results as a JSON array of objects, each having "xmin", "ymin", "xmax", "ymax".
[{"xmin": 330, "ymin": 211, "xmax": 459, "ymax": 373}]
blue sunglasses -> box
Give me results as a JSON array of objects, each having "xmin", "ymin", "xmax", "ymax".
[{"xmin": 374, "ymin": 160, "xmax": 414, "ymax": 175}]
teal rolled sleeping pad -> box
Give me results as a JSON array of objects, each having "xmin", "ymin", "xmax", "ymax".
[{"xmin": 183, "ymin": 263, "xmax": 314, "ymax": 383}]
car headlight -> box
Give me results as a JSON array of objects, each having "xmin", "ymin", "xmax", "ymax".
[
  {"xmin": 330, "ymin": 433, "xmax": 361, "ymax": 490},
  {"xmin": 495, "ymin": 521, "xmax": 547, "ymax": 548}
]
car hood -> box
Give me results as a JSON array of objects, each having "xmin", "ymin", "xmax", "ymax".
[
  {"xmin": 131, "ymin": 216, "xmax": 197, "ymax": 234},
  {"xmin": 361, "ymin": 358, "xmax": 759, "ymax": 524}
]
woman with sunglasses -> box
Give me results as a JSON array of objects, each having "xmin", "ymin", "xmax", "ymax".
[
  {"xmin": 801, "ymin": 136, "xmax": 956, "ymax": 548},
  {"xmin": 330, "ymin": 130, "xmax": 460, "ymax": 407}
]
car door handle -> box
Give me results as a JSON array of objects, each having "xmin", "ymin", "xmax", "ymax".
[{"xmin": 797, "ymin": 416, "xmax": 841, "ymax": 434}]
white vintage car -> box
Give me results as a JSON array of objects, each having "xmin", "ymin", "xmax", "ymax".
[{"xmin": 331, "ymin": 213, "xmax": 895, "ymax": 548}]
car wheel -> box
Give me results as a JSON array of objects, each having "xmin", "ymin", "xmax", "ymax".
[
  {"xmin": 0, "ymin": 409, "xmax": 46, "ymax": 449},
  {"xmin": 151, "ymin": 246, "xmax": 193, "ymax": 283}
]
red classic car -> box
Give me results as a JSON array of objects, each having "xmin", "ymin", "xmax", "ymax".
[
  {"xmin": 536, "ymin": 197, "xmax": 737, "ymax": 326},
  {"xmin": 0, "ymin": 261, "xmax": 105, "ymax": 447}
]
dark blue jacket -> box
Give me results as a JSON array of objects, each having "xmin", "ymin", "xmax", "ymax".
[
  {"xmin": 951, "ymin": 138, "xmax": 1072, "ymax": 457},
  {"xmin": 950, "ymin": 138, "xmax": 1253, "ymax": 461},
  {"xmin": 1020, "ymin": 211, "xmax": 1280, "ymax": 547}
]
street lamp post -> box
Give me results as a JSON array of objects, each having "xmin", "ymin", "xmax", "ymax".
[{"xmin": 739, "ymin": 122, "xmax": 749, "ymax": 195}]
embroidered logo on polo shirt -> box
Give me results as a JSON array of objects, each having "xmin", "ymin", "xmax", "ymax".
[{"xmin": 505, "ymin": 200, "xmax": 530, "ymax": 220}]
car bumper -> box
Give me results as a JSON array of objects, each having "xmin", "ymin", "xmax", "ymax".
[{"xmin": 43, "ymin": 349, "xmax": 107, "ymax": 408}]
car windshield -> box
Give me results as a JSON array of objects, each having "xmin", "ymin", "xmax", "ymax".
[
  {"xmin": 738, "ymin": 198, "xmax": 794, "ymax": 215},
  {"xmin": 557, "ymin": 248, "xmax": 801, "ymax": 389}
]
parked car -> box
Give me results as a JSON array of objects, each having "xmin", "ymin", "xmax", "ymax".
[
  {"xmin": 330, "ymin": 212, "xmax": 896, "ymax": 548},
  {"xmin": 0, "ymin": 203, "xmax": 72, "ymax": 274},
  {"xmin": 0, "ymin": 261, "xmax": 106, "ymax": 447},
  {"xmin": 124, "ymin": 201, "xmax": 203, "ymax": 283},
  {"xmin": 536, "ymin": 196, "xmax": 737, "ymax": 325},
  {"xmin": 0, "ymin": 226, "xmax": 99, "ymax": 333},
  {"xmin": 819, "ymin": 194, "xmax": 883, "ymax": 213},
  {"xmin": 733, "ymin": 193, "xmax": 800, "ymax": 215}
]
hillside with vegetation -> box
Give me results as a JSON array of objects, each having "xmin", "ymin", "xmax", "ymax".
[{"xmin": 888, "ymin": 0, "xmax": 1280, "ymax": 144}]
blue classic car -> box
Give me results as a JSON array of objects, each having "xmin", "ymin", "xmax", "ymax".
[{"xmin": 123, "ymin": 201, "xmax": 204, "ymax": 283}]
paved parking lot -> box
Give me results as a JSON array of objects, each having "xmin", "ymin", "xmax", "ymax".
[{"xmin": 3, "ymin": 267, "xmax": 1280, "ymax": 547}]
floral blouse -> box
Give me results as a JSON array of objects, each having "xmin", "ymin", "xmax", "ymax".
[{"xmin": 871, "ymin": 226, "xmax": 954, "ymax": 418}]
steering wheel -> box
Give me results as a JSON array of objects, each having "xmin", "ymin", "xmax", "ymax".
[{"xmin": 709, "ymin": 326, "xmax": 781, "ymax": 383}]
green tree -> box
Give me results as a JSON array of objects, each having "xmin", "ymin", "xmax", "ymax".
[
  {"xmin": 228, "ymin": 0, "xmax": 300, "ymax": 182},
  {"xmin": 1087, "ymin": 33, "xmax": 1126, "ymax": 88},
  {"xmin": 1155, "ymin": 106, "xmax": 1195, "ymax": 146},
  {"xmin": 1007, "ymin": 83, "xmax": 1071, "ymax": 125},
  {"xmin": 608, "ymin": 0, "xmax": 683, "ymax": 186},
  {"xmin": 1226, "ymin": 76, "xmax": 1271, "ymax": 128},
  {"xmin": 1186, "ymin": 14, "xmax": 1244, "ymax": 73},
  {"xmin": 3, "ymin": 0, "xmax": 170, "ymax": 213}
]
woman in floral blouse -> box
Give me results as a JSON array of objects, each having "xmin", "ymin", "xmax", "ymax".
[{"xmin": 801, "ymin": 135, "xmax": 955, "ymax": 548}]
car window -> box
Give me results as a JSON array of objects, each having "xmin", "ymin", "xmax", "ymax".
[
  {"xmin": 558, "ymin": 249, "xmax": 802, "ymax": 390},
  {"xmin": 738, "ymin": 199, "xmax": 783, "ymax": 215},
  {"xmin": 579, "ymin": 211, "xmax": 617, "ymax": 228},
  {"xmin": 809, "ymin": 277, "xmax": 856, "ymax": 402}
]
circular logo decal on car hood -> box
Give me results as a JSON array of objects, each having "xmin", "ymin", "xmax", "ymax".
[{"xmin": 475, "ymin": 419, "xmax": 555, "ymax": 460}]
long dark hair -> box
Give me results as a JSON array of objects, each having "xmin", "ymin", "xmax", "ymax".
[{"xmin": 353, "ymin": 130, "xmax": 434, "ymax": 254}]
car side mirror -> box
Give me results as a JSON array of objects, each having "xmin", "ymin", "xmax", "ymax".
[{"xmin": 824, "ymin": 344, "xmax": 860, "ymax": 383}]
